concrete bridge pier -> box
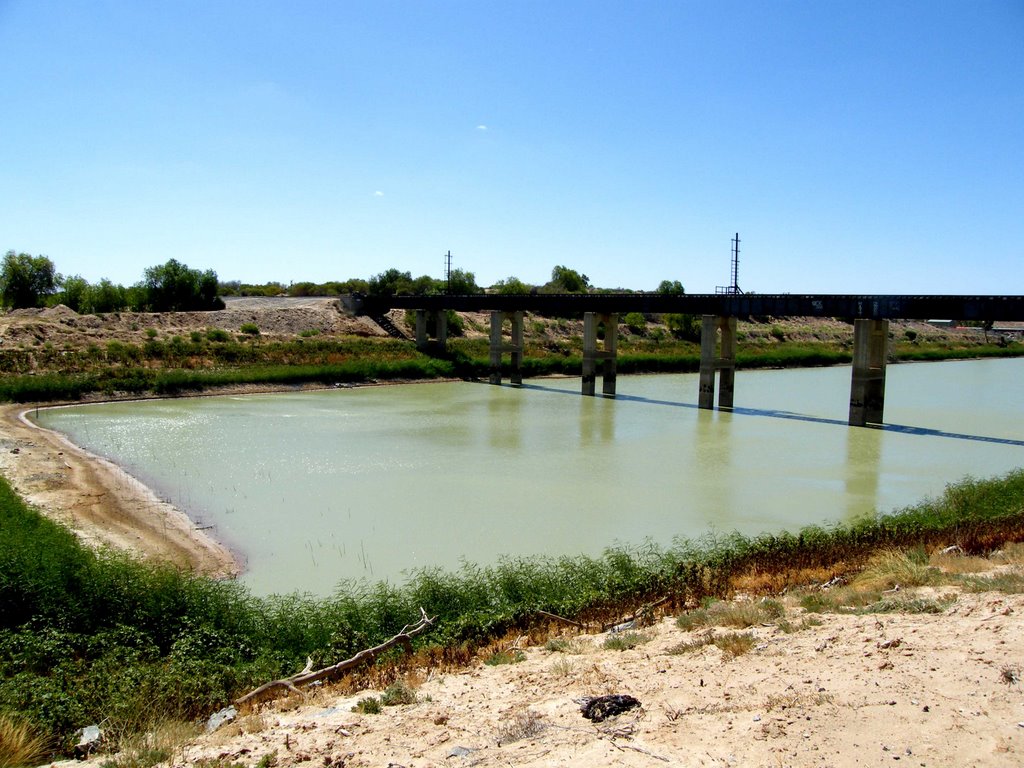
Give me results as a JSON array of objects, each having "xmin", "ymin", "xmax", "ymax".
[
  {"xmin": 489, "ymin": 311, "xmax": 524, "ymax": 385},
  {"xmin": 415, "ymin": 309, "xmax": 448, "ymax": 351},
  {"xmin": 849, "ymin": 319, "xmax": 888, "ymax": 427},
  {"xmin": 698, "ymin": 315, "xmax": 737, "ymax": 410},
  {"xmin": 582, "ymin": 312, "xmax": 618, "ymax": 396}
]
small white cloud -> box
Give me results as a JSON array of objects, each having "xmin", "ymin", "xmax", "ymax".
[
  {"xmin": 373, "ymin": 190, "xmax": 384, "ymax": 197},
  {"xmin": 476, "ymin": 124, "xmax": 488, "ymax": 131}
]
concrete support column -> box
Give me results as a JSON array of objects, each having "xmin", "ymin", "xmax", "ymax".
[
  {"xmin": 582, "ymin": 312, "xmax": 598, "ymax": 396},
  {"xmin": 489, "ymin": 310, "xmax": 525, "ymax": 385},
  {"xmin": 698, "ymin": 315, "xmax": 737, "ymax": 410},
  {"xmin": 602, "ymin": 313, "xmax": 618, "ymax": 396},
  {"xmin": 415, "ymin": 309, "xmax": 448, "ymax": 351},
  {"xmin": 510, "ymin": 311, "xmax": 524, "ymax": 385},
  {"xmin": 415, "ymin": 309, "xmax": 428, "ymax": 351},
  {"xmin": 435, "ymin": 311, "xmax": 448, "ymax": 348},
  {"xmin": 489, "ymin": 311, "xmax": 504, "ymax": 385},
  {"xmin": 849, "ymin": 319, "xmax": 888, "ymax": 427},
  {"xmin": 582, "ymin": 312, "xmax": 618, "ymax": 396},
  {"xmin": 718, "ymin": 315, "xmax": 737, "ymax": 409}
]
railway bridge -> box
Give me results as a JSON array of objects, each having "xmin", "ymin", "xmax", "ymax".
[{"xmin": 349, "ymin": 293, "xmax": 1024, "ymax": 427}]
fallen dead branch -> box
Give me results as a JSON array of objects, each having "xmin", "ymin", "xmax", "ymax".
[{"xmin": 235, "ymin": 608, "xmax": 436, "ymax": 707}]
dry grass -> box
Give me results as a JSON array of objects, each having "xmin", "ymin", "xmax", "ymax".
[
  {"xmin": 0, "ymin": 714, "xmax": 49, "ymax": 768},
  {"xmin": 991, "ymin": 542, "xmax": 1024, "ymax": 565},
  {"xmin": 713, "ymin": 632, "xmax": 757, "ymax": 658},
  {"xmin": 666, "ymin": 630, "xmax": 756, "ymax": 658},
  {"xmin": 549, "ymin": 658, "xmax": 576, "ymax": 678},
  {"xmin": 544, "ymin": 636, "xmax": 594, "ymax": 655},
  {"xmin": 676, "ymin": 598, "xmax": 785, "ymax": 631},
  {"xmin": 851, "ymin": 549, "xmax": 941, "ymax": 591},
  {"xmin": 602, "ymin": 631, "xmax": 653, "ymax": 651},
  {"xmin": 929, "ymin": 549, "xmax": 993, "ymax": 574},
  {"xmin": 495, "ymin": 710, "xmax": 547, "ymax": 745},
  {"xmin": 101, "ymin": 720, "xmax": 199, "ymax": 768}
]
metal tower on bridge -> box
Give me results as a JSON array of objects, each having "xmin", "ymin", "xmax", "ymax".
[{"xmin": 716, "ymin": 233, "xmax": 743, "ymax": 295}]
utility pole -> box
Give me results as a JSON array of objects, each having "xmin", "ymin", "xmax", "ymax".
[
  {"xmin": 730, "ymin": 233, "xmax": 741, "ymax": 295},
  {"xmin": 445, "ymin": 250, "xmax": 453, "ymax": 294}
]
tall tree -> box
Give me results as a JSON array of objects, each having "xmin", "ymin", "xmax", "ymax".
[
  {"xmin": 0, "ymin": 251, "xmax": 58, "ymax": 309},
  {"xmin": 139, "ymin": 259, "xmax": 223, "ymax": 312},
  {"xmin": 546, "ymin": 265, "xmax": 590, "ymax": 293}
]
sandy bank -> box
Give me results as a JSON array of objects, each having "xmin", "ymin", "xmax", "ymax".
[{"xmin": 0, "ymin": 402, "xmax": 239, "ymax": 578}]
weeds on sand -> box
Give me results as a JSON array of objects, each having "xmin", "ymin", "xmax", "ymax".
[
  {"xmin": 999, "ymin": 665, "xmax": 1021, "ymax": 686},
  {"xmin": 350, "ymin": 680, "xmax": 418, "ymax": 714},
  {"xmin": 495, "ymin": 710, "xmax": 547, "ymax": 745},
  {"xmin": 549, "ymin": 658, "xmax": 576, "ymax": 678},
  {"xmin": 99, "ymin": 720, "xmax": 198, "ymax": 768},
  {"xmin": 667, "ymin": 631, "xmax": 756, "ymax": 658},
  {"xmin": 484, "ymin": 650, "xmax": 526, "ymax": 666},
  {"xmin": 955, "ymin": 572, "xmax": 1024, "ymax": 594},
  {"xmin": 799, "ymin": 588, "xmax": 955, "ymax": 615},
  {"xmin": 991, "ymin": 542, "xmax": 1024, "ymax": 565},
  {"xmin": 776, "ymin": 616, "xmax": 823, "ymax": 634},
  {"xmin": 602, "ymin": 632, "xmax": 652, "ymax": 651},
  {"xmin": 544, "ymin": 636, "xmax": 592, "ymax": 654},
  {"xmin": 379, "ymin": 680, "xmax": 418, "ymax": 706},
  {"xmin": 676, "ymin": 598, "xmax": 785, "ymax": 631},
  {"xmin": 351, "ymin": 697, "xmax": 381, "ymax": 714},
  {"xmin": 852, "ymin": 549, "xmax": 942, "ymax": 591}
]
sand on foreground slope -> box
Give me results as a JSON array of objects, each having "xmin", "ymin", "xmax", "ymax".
[{"xmin": 154, "ymin": 587, "xmax": 1024, "ymax": 768}]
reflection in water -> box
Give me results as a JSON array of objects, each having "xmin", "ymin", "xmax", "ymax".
[
  {"xmin": 845, "ymin": 426, "xmax": 882, "ymax": 521},
  {"xmin": 34, "ymin": 360, "xmax": 1024, "ymax": 595},
  {"xmin": 487, "ymin": 385, "xmax": 522, "ymax": 450},
  {"xmin": 579, "ymin": 393, "xmax": 616, "ymax": 446}
]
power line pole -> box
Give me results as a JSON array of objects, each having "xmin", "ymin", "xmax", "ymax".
[
  {"xmin": 730, "ymin": 233, "xmax": 741, "ymax": 294},
  {"xmin": 444, "ymin": 250, "xmax": 452, "ymax": 294}
]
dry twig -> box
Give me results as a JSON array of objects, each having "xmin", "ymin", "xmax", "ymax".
[{"xmin": 235, "ymin": 608, "xmax": 435, "ymax": 706}]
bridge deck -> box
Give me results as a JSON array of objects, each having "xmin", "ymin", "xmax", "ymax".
[{"xmin": 355, "ymin": 293, "xmax": 1024, "ymax": 321}]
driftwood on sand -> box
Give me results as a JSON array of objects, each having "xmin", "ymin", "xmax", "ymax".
[{"xmin": 235, "ymin": 609, "xmax": 435, "ymax": 706}]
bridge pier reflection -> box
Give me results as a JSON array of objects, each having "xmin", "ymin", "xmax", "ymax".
[{"xmin": 582, "ymin": 312, "xmax": 618, "ymax": 396}]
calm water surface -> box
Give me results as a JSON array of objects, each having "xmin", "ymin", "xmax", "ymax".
[{"xmin": 35, "ymin": 358, "xmax": 1024, "ymax": 595}]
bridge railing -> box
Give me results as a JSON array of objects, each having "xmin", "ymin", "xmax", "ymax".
[{"xmin": 351, "ymin": 293, "xmax": 1024, "ymax": 322}]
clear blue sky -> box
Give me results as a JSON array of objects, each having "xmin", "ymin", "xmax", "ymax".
[{"xmin": 2, "ymin": 1, "xmax": 1022, "ymax": 294}]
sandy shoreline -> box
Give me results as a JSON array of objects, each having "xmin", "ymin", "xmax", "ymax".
[{"xmin": 0, "ymin": 400, "xmax": 240, "ymax": 577}]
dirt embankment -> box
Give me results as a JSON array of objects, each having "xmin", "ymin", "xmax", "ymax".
[
  {"xmin": 0, "ymin": 297, "xmax": 386, "ymax": 351},
  {"xmin": 135, "ymin": 586, "xmax": 1024, "ymax": 768}
]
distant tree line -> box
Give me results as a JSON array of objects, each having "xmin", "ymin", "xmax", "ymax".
[
  {"xmin": 1, "ymin": 252, "xmax": 224, "ymax": 313},
  {"xmin": 2, "ymin": 250, "xmax": 698, "ymax": 337}
]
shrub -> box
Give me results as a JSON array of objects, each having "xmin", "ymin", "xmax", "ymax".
[
  {"xmin": 239, "ymin": 323, "xmax": 260, "ymax": 336},
  {"xmin": 623, "ymin": 312, "xmax": 647, "ymax": 334}
]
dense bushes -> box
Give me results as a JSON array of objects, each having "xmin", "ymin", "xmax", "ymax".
[{"xmin": 2, "ymin": 468, "xmax": 1024, "ymax": 752}]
